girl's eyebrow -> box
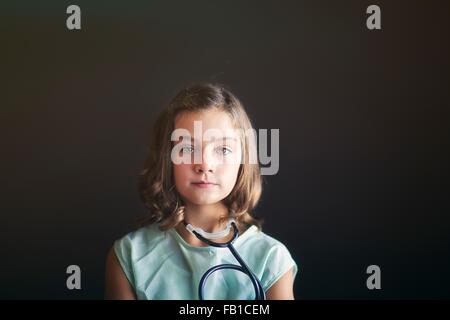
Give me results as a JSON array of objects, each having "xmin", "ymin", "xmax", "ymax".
[{"xmin": 176, "ymin": 135, "xmax": 239, "ymax": 143}]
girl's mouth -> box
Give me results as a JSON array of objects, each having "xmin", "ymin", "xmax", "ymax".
[{"xmin": 191, "ymin": 181, "xmax": 218, "ymax": 188}]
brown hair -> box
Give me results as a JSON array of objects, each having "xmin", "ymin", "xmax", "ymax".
[{"xmin": 137, "ymin": 83, "xmax": 264, "ymax": 232}]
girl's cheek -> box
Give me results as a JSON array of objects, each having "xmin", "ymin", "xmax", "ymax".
[
  {"xmin": 220, "ymin": 164, "xmax": 240, "ymax": 184},
  {"xmin": 174, "ymin": 164, "xmax": 189, "ymax": 182},
  {"xmin": 224, "ymin": 161, "xmax": 241, "ymax": 172},
  {"xmin": 174, "ymin": 163, "xmax": 190, "ymax": 172}
]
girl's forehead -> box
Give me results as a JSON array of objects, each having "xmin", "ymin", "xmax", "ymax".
[
  {"xmin": 173, "ymin": 109, "xmax": 243, "ymax": 145},
  {"xmin": 174, "ymin": 109, "xmax": 237, "ymax": 132}
]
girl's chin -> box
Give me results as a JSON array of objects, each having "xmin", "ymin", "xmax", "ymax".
[{"xmin": 184, "ymin": 198, "xmax": 224, "ymax": 206}]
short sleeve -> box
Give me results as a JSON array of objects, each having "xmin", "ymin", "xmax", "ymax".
[
  {"xmin": 261, "ymin": 244, "xmax": 298, "ymax": 291},
  {"xmin": 113, "ymin": 236, "xmax": 136, "ymax": 289}
]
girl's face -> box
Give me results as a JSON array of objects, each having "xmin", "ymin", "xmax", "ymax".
[{"xmin": 172, "ymin": 109, "xmax": 242, "ymax": 207}]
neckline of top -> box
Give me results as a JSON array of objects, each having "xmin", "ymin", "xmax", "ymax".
[{"xmin": 167, "ymin": 224, "xmax": 258, "ymax": 251}]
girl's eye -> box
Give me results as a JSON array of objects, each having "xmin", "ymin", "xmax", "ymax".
[
  {"xmin": 181, "ymin": 146, "xmax": 195, "ymax": 154},
  {"xmin": 217, "ymin": 147, "xmax": 232, "ymax": 155}
]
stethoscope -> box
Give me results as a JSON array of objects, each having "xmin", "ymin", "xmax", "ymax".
[{"xmin": 183, "ymin": 218, "xmax": 266, "ymax": 300}]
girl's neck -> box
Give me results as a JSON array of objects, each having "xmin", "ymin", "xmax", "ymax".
[
  {"xmin": 174, "ymin": 201, "xmax": 242, "ymax": 247},
  {"xmin": 182, "ymin": 202, "xmax": 229, "ymax": 233}
]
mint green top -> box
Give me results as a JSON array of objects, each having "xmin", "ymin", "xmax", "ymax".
[{"xmin": 114, "ymin": 223, "xmax": 298, "ymax": 300}]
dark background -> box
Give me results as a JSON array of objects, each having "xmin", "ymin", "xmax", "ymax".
[{"xmin": 1, "ymin": 0, "xmax": 449, "ymax": 299}]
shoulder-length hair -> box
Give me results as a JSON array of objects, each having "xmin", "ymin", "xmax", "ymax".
[{"xmin": 137, "ymin": 83, "xmax": 264, "ymax": 231}]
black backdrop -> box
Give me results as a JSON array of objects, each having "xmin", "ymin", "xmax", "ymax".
[{"xmin": 1, "ymin": 0, "xmax": 449, "ymax": 299}]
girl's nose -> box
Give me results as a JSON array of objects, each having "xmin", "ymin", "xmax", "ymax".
[
  {"xmin": 193, "ymin": 151, "xmax": 216, "ymax": 174},
  {"xmin": 194, "ymin": 163, "xmax": 215, "ymax": 174}
]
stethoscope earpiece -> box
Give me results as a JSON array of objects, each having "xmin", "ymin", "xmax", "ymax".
[{"xmin": 184, "ymin": 218, "xmax": 236, "ymax": 240}]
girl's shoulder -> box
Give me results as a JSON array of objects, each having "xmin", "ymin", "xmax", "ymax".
[
  {"xmin": 240, "ymin": 225, "xmax": 293, "ymax": 255},
  {"xmin": 114, "ymin": 223, "xmax": 169, "ymax": 260},
  {"xmin": 112, "ymin": 223, "xmax": 172, "ymax": 292},
  {"xmin": 239, "ymin": 226, "xmax": 299, "ymax": 290},
  {"xmin": 119, "ymin": 223, "xmax": 165, "ymax": 242}
]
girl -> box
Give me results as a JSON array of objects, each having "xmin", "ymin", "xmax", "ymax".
[{"xmin": 105, "ymin": 83, "xmax": 298, "ymax": 300}]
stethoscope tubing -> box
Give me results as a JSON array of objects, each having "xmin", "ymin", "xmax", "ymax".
[{"xmin": 188, "ymin": 222, "xmax": 266, "ymax": 300}]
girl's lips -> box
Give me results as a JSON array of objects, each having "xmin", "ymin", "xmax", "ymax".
[{"xmin": 192, "ymin": 182, "xmax": 217, "ymax": 188}]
